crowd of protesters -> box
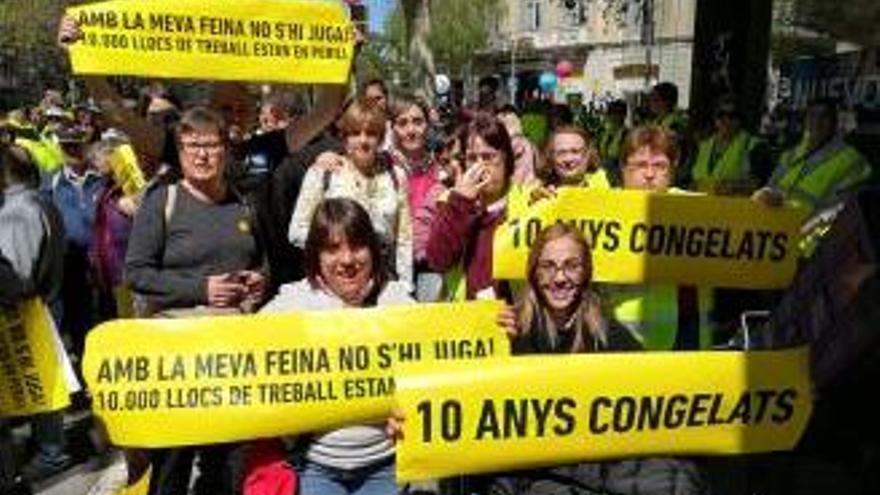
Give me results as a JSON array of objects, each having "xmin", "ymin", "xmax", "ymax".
[{"xmin": 0, "ymin": 10, "xmax": 876, "ymax": 495}]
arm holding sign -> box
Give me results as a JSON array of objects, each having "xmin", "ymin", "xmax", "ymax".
[{"xmin": 58, "ymin": 16, "xmax": 165, "ymax": 173}]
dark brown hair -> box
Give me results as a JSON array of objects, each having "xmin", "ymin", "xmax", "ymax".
[
  {"xmin": 517, "ymin": 223, "xmax": 605, "ymax": 352},
  {"xmin": 304, "ymin": 198, "xmax": 388, "ymax": 292},
  {"xmin": 465, "ymin": 112, "xmax": 515, "ymax": 179},
  {"xmin": 620, "ymin": 125, "xmax": 679, "ymax": 167}
]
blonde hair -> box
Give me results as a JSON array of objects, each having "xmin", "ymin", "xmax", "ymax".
[
  {"xmin": 517, "ymin": 223, "xmax": 606, "ymax": 352},
  {"xmin": 337, "ymin": 99, "xmax": 387, "ymax": 140}
]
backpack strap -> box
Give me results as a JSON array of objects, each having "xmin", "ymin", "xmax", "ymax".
[{"xmin": 164, "ymin": 183, "xmax": 178, "ymax": 229}]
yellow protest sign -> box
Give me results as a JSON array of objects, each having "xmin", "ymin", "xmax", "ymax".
[
  {"xmin": 83, "ymin": 301, "xmax": 509, "ymax": 448},
  {"xmin": 67, "ymin": 0, "xmax": 355, "ymax": 84},
  {"xmin": 0, "ymin": 299, "xmax": 74, "ymax": 416},
  {"xmin": 396, "ymin": 347, "xmax": 813, "ymax": 482},
  {"xmin": 494, "ymin": 188, "xmax": 807, "ymax": 288}
]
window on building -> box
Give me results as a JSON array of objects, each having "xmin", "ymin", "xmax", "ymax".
[
  {"xmin": 561, "ymin": 0, "xmax": 585, "ymax": 28},
  {"xmin": 522, "ymin": 0, "xmax": 542, "ymax": 32}
]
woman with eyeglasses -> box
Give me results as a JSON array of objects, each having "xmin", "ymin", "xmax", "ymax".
[
  {"xmin": 424, "ymin": 114, "xmax": 515, "ymax": 301},
  {"xmin": 124, "ymin": 106, "xmax": 268, "ymax": 495}
]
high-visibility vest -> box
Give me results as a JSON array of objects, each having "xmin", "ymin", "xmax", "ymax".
[
  {"xmin": 654, "ymin": 110, "xmax": 689, "ymax": 135},
  {"xmin": 598, "ymin": 123, "xmax": 626, "ymax": 164},
  {"xmin": 692, "ymin": 131, "xmax": 759, "ymax": 193},
  {"xmin": 771, "ymin": 137, "xmax": 871, "ymax": 213},
  {"xmin": 601, "ymin": 187, "xmax": 713, "ymax": 350},
  {"xmin": 602, "ymin": 283, "xmax": 713, "ymax": 351},
  {"xmin": 14, "ymin": 137, "xmax": 63, "ymax": 175}
]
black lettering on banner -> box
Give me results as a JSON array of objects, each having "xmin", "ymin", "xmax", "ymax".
[
  {"xmin": 503, "ymin": 399, "xmax": 528, "ymax": 438},
  {"xmin": 79, "ymin": 10, "xmax": 119, "ymax": 29},
  {"xmin": 97, "ymin": 356, "xmax": 150, "ymax": 384},
  {"xmin": 629, "ymin": 223, "xmax": 647, "ymax": 253},
  {"xmin": 228, "ymin": 384, "xmax": 252, "ymax": 406},
  {"xmin": 769, "ymin": 233, "xmax": 788, "ymax": 262},
  {"xmin": 586, "ymin": 220, "xmax": 605, "ymax": 248},
  {"xmin": 666, "ymin": 224, "xmax": 687, "ymax": 256},
  {"xmin": 726, "ymin": 392, "xmax": 751, "ymax": 424},
  {"xmin": 613, "ymin": 396, "xmax": 637, "ymax": 432},
  {"xmin": 603, "ymin": 221, "xmax": 622, "ymax": 252},
  {"xmin": 157, "ymin": 355, "xmax": 186, "ymax": 381},
  {"xmin": 344, "ymin": 376, "xmax": 394, "ymax": 398},
  {"xmin": 755, "ymin": 231, "xmax": 772, "ymax": 260},
  {"xmin": 737, "ymin": 231, "xmax": 755, "ymax": 260},
  {"xmin": 526, "ymin": 218, "xmax": 542, "ymax": 248},
  {"xmin": 265, "ymin": 348, "xmax": 331, "ymax": 375},
  {"xmin": 510, "ymin": 219, "xmax": 521, "ymax": 248},
  {"xmin": 753, "ymin": 389, "xmax": 777, "ymax": 422},
  {"xmin": 589, "ymin": 396, "xmax": 612, "ymax": 434},
  {"xmin": 553, "ymin": 397, "xmax": 577, "ymax": 436},
  {"xmin": 475, "ymin": 399, "xmax": 500, "ymax": 440},
  {"xmin": 194, "ymin": 352, "xmax": 257, "ymax": 379},
  {"xmin": 417, "ymin": 399, "xmax": 463, "ymax": 443},
  {"xmin": 664, "ymin": 394, "xmax": 689, "ymax": 428},
  {"xmin": 708, "ymin": 394, "xmax": 726, "ymax": 425},
  {"xmin": 685, "ymin": 226, "xmax": 705, "ymax": 257},
  {"xmin": 166, "ymin": 386, "xmax": 223, "ymax": 409},
  {"xmin": 274, "ymin": 22, "xmax": 304, "ymax": 41},
  {"xmin": 149, "ymin": 13, "xmax": 195, "ymax": 33},
  {"xmin": 249, "ymin": 20, "xmax": 271, "ymax": 38},
  {"xmin": 377, "ymin": 342, "xmax": 422, "ymax": 369},
  {"xmin": 121, "ymin": 12, "xmax": 145, "ymax": 30},
  {"xmin": 637, "ymin": 396, "xmax": 664, "ymax": 430},
  {"xmin": 704, "ymin": 229, "xmax": 723, "ymax": 259},
  {"xmin": 771, "ymin": 388, "xmax": 797, "ymax": 424},
  {"xmin": 338, "ymin": 345, "xmax": 370, "ymax": 371},
  {"xmin": 124, "ymin": 388, "xmax": 161, "ymax": 410},
  {"xmin": 686, "ymin": 393, "xmax": 712, "ymax": 426},
  {"xmin": 257, "ymin": 380, "xmax": 338, "ymax": 404},
  {"xmin": 531, "ymin": 398, "xmax": 554, "ymax": 437},
  {"xmin": 96, "ymin": 391, "xmax": 120, "ymax": 411},
  {"xmin": 434, "ymin": 338, "xmax": 494, "ymax": 360}
]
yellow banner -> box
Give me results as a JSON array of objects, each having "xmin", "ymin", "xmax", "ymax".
[
  {"xmin": 494, "ymin": 189, "xmax": 807, "ymax": 288},
  {"xmin": 396, "ymin": 347, "xmax": 813, "ymax": 482},
  {"xmin": 0, "ymin": 299, "xmax": 74, "ymax": 416},
  {"xmin": 67, "ymin": 0, "xmax": 355, "ymax": 84},
  {"xmin": 83, "ymin": 301, "xmax": 508, "ymax": 447}
]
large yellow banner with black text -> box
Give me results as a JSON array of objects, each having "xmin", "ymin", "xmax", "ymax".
[
  {"xmin": 0, "ymin": 299, "xmax": 78, "ymax": 416},
  {"xmin": 494, "ymin": 189, "xmax": 807, "ymax": 288},
  {"xmin": 67, "ymin": 0, "xmax": 355, "ymax": 84},
  {"xmin": 83, "ymin": 301, "xmax": 508, "ymax": 447},
  {"xmin": 396, "ymin": 347, "xmax": 813, "ymax": 481}
]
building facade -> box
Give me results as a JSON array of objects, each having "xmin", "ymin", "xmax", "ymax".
[{"xmin": 480, "ymin": 0, "xmax": 696, "ymax": 108}]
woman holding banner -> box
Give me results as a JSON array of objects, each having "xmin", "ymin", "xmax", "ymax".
[
  {"xmin": 262, "ymin": 197, "xmax": 413, "ymax": 495},
  {"xmin": 526, "ymin": 126, "xmax": 611, "ymax": 207},
  {"xmin": 488, "ymin": 223, "xmax": 706, "ymax": 495}
]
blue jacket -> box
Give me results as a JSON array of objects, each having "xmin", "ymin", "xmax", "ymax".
[{"xmin": 45, "ymin": 166, "xmax": 104, "ymax": 250}]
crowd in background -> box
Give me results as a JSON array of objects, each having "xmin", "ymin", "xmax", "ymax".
[{"xmin": 0, "ymin": 12, "xmax": 875, "ymax": 495}]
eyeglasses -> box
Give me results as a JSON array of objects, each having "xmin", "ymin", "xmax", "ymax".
[
  {"xmin": 536, "ymin": 259, "xmax": 584, "ymax": 279},
  {"xmin": 553, "ymin": 147, "xmax": 587, "ymax": 159},
  {"xmin": 394, "ymin": 117, "xmax": 426, "ymax": 128},
  {"xmin": 181, "ymin": 140, "xmax": 224, "ymax": 155},
  {"xmin": 466, "ymin": 150, "xmax": 500, "ymax": 164},
  {"xmin": 624, "ymin": 159, "xmax": 671, "ymax": 174}
]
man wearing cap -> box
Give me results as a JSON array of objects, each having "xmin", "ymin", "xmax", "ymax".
[{"xmin": 44, "ymin": 126, "xmax": 103, "ymax": 363}]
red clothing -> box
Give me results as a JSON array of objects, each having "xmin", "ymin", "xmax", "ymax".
[
  {"xmin": 424, "ymin": 191, "xmax": 506, "ymax": 300},
  {"xmin": 407, "ymin": 162, "xmax": 439, "ymax": 216}
]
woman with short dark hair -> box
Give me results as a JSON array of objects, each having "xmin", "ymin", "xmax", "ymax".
[{"xmin": 263, "ymin": 197, "xmax": 412, "ymax": 495}]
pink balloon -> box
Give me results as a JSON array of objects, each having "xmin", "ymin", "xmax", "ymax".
[{"xmin": 556, "ymin": 60, "xmax": 574, "ymax": 79}]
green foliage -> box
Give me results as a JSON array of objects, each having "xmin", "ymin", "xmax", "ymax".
[{"xmin": 427, "ymin": 0, "xmax": 501, "ymax": 77}]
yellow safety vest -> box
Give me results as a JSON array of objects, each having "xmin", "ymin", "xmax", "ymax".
[
  {"xmin": 601, "ymin": 187, "xmax": 714, "ymax": 350},
  {"xmin": 772, "ymin": 138, "xmax": 871, "ymax": 213},
  {"xmin": 598, "ymin": 124, "xmax": 626, "ymax": 163},
  {"xmin": 692, "ymin": 131, "xmax": 759, "ymax": 193},
  {"xmin": 14, "ymin": 137, "xmax": 63, "ymax": 175},
  {"xmin": 654, "ymin": 110, "xmax": 689, "ymax": 135}
]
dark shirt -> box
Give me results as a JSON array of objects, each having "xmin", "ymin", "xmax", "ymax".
[{"xmin": 124, "ymin": 184, "xmax": 262, "ymax": 310}]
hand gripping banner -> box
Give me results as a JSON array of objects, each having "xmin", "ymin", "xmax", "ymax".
[
  {"xmin": 395, "ymin": 347, "xmax": 813, "ymax": 482},
  {"xmin": 67, "ymin": 0, "xmax": 355, "ymax": 84},
  {"xmin": 83, "ymin": 301, "xmax": 509, "ymax": 447},
  {"xmin": 494, "ymin": 189, "xmax": 807, "ymax": 289}
]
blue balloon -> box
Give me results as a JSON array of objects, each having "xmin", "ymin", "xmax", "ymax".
[{"xmin": 538, "ymin": 72, "xmax": 558, "ymax": 92}]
